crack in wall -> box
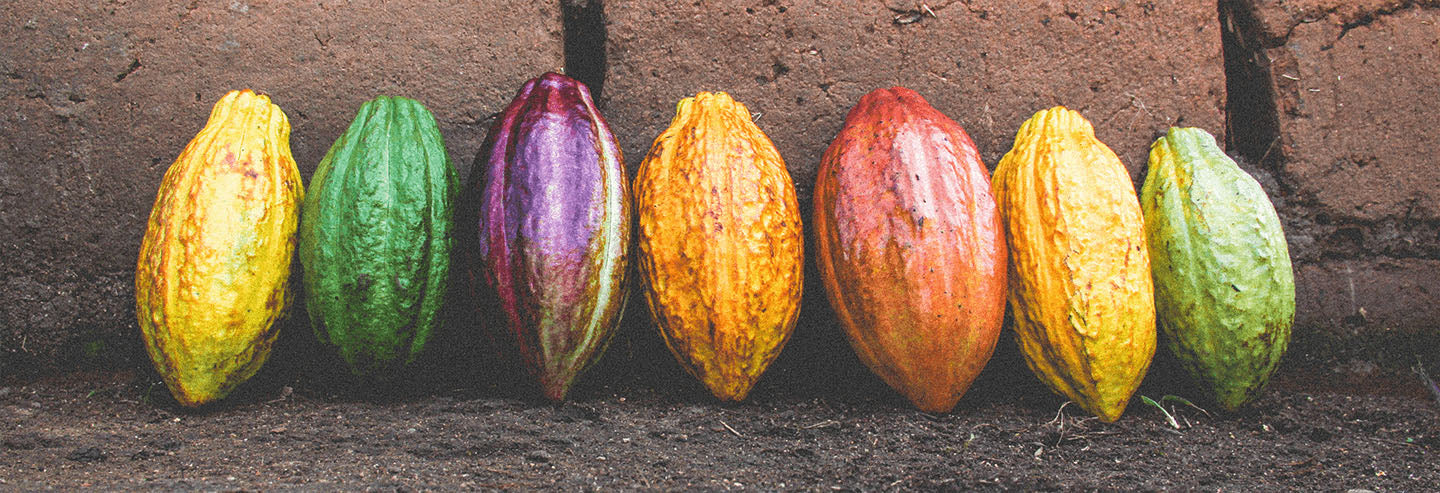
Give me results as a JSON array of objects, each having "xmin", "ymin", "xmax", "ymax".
[
  {"xmin": 562, "ymin": 0, "xmax": 607, "ymax": 99},
  {"xmin": 1220, "ymin": 0, "xmax": 1284, "ymax": 175},
  {"xmin": 1336, "ymin": 1, "xmax": 1439, "ymax": 41},
  {"xmin": 1238, "ymin": 1, "xmax": 1440, "ymax": 49},
  {"xmin": 1219, "ymin": 0, "xmax": 1440, "ymax": 264}
]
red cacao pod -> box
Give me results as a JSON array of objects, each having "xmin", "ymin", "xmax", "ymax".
[{"xmin": 814, "ymin": 87, "xmax": 1007, "ymax": 412}]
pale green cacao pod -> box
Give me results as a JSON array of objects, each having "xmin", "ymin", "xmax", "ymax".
[{"xmin": 1141, "ymin": 127, "xmax": 1295, "ymax": 411}]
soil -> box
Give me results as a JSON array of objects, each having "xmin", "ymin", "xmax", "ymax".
[{"xmin": 2, "ymin": 326, "xmax": 1437, "ymax": 490}]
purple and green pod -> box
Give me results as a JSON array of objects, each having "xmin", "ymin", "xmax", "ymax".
[{"xmin": 470, "ymin": 72, "xmax": 630, "ymax": 400}]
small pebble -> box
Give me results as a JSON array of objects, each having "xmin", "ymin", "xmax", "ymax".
[{"xmin": 525, "ymin": 450, "xmax": 552, "ymax": 463}]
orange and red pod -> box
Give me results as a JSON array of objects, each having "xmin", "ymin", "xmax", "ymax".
[{"xmin": 814, "ymin": 87, "xmax": 1007, "ymax": 412}]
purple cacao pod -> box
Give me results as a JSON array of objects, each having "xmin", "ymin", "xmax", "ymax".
[{"xmin": 471, "ymin": 73, "xmax": 631, "ymax": 400}]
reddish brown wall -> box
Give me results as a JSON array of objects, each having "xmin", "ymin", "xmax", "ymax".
[
  {"xmin": 0, "ymin": 1, "xmax": 564, "ymax": 374},
  {"xmin": 1223, "ymin": 0, "xmax": 1440, "ymax": 335},
  {"xmin": 1, "ymin": 0, "xmax": 1436, "ymax": 377},
  {"xmin": 602, "ymin": 0, "xmax": 1227, "ymax": 195}
]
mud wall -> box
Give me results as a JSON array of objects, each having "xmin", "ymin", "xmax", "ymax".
[
  {"xmin": 1222, "ymin": 0, "xmax": 1440, "ymax": 339},
  {"xmin": 1, "ymin": 0, "xmax": 1436, "ymax": 377}
]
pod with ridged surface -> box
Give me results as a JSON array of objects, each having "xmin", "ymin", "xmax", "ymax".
[
  {"xmin": 991, "ymin": 106, "xmax": 1156, "ymax": 422},
  {"xmin": 634, "ymin": 92, "xmax": 803, "ymax": 401},
  {"xmin": 1142, "ymin": 127, "xmax": 1294, "ymax": 411},
  {"xmin": 814, "ymin": 87, "xmax": 1007, "ymax": 412},
  {"xmin": 135, "ymin": 90, "xmax": 303, "ymax": 407},
  {"xmin": 468, "ymin": 73, "xmax": 630, "ymax": 401},
  {"xmin": 299, "ymin": 95, "xmax": 457, "ymax": 379}
]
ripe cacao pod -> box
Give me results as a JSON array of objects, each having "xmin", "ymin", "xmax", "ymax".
[
  {"xmin": 135, "ymin": 90, "xmax": 303, "ymax": 407},
  {"xmin": 814, "ymin": 87, "xmax": 1007, "ymax": 412},
  {"xmin": 470, "ymin": 73, "xmax": 630, "ymax": 401},
  {"xmin": 299, "ymin": 96, "xmax": 457, "ymax": 378},
  {"xmin": 991, "ymin": 106, "xmax": 1156, "ymax": 422},
  {"xmin": 634, "ymin": 92, "xmax": 803, "ymax": 401},
  {"xmin": 1141, "ymin": 127, "xmax": 1294, "ymax": 411}
]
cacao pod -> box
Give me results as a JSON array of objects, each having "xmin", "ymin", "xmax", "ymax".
[
  {"xmin": 1141, "ymin": 127, "xmax": 1294, "ymax": 411},
  {"xmin": 299, "ymin": 96, "xmax": 457, "ymax": 378},
  {"xmin": 634, "ymin": 92, "xmax": 803, "ymax": 401},
  {"xmin": 135, "ymin": 90, "xmax": 303, "ymax": 407},
  {"xmin": 814, "ymin": 87, "xmax": 1007, "ymax": 412},
  {"xmin": 471, "ymin": 73, "xmax": 630, "ymax": 401},
  {"xmin": 991, "ymin": 106, "xmax": 1155, "ymax": 422}
]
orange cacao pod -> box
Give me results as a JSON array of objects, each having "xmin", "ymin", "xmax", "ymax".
[{"xmin": 633, "ymin": 92, "xmax": 803, "ymax": 401}]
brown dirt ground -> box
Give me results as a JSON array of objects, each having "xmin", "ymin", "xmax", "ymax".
[{"xmin": 2, "ymin": 324, "xmax": 1437, "ymax": 491}]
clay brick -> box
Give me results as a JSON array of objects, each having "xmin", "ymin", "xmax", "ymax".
[
  {"xmin": 1234, "ymin": 2, "xmax": 1440, "ymax": 222},
  {"xmin": 601, "ymin": 0, "xmax": 1227, "ymax": 201},
  {"xmin": 1226, "ymin": 1, "xmax": 1440, "ymax": 331},
  {"xmin": 0, "ymin": 1, "xmax": 563, "ymax": 374}
]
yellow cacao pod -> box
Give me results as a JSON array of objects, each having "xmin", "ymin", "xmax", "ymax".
[
  {"xmin": 135, "ymin": 90, "xmax": 303, "ymax": 407},
  {"xmin": 991, "ymin": 106, "xmax": 1156, "ymax": 422},
  {"xmin": 634, "ymin": 92, "xmax": 803, "ymax": 401}
]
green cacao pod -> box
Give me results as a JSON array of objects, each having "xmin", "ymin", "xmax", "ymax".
[
  {"xmin": 814, "ymin": 87, "xmax": 1007, "ymax": 412},
  {"xmin": 299, "ymin": 96, "xmax": 457, "ymax": 378},
  {"xmin": 992, "ymin": 106, "xmax": 1156, "ymax": 422},
  {"xmin": 1141, "ymin": 127, "xmax": 1295, "ymax": 411},
  {"xmin": 136, "ymin": 89, "xmax": 303, "ymax": 407}
]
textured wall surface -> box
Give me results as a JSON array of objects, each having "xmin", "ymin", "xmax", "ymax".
[
  {"xmin": 0, "ymin": 1, "xmax": 564, "ymax": 375},
  {"xmin": 602, "ymin": 0, "xmax": 1227, "ymax": 200},
  {"xmin": 1224, "ymin": 0, "xmax": 1440, "ymax": 333}
]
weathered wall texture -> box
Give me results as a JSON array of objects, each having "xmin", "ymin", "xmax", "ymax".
[
  {"xmin": 0, "ymin": 1, "xmax": 564, "ymax": 375},
  {"xmin": 1223, "ymin": 0, "xmax": 1440, "ymax": 333},
  {"xmin": 602, "ymin": 0, "xmax": 1228, "ymax": 202}
]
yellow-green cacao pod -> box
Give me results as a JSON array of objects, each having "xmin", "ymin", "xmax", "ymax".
[
  {"xmin": 1142, "ymin": 127, "xmax": 1295, "ymax": 411},
  {"xmin": 135, "ymin": 90, "xmax": 303, "ymax": 407},
  {"xmin": 991, "ymin": 106, "xmax": 1156, "ymax": 422},
  {"xmin": 634, "ymin": 92, "xmax": 804, "ymax": 401}
]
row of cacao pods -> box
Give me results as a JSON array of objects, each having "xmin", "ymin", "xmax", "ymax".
[{"xmin": 136, "ymin": 74, "xmax": 1293, "ymax": 422}]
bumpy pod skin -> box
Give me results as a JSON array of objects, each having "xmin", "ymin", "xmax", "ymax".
[
  {"xmin": 299, "ymin": 96, "xmax": 457, "ymax": 378},
  {"xmin": 991, "ymin": 106, "xmax": 1156, "ymax": 422},
  {"xmin": 634, "ymin": 92, "xmax": 804, "ymax": 401},
  {"xmin": 1142, "ymin": 127, "xmax": 1295, "ymax": 411},
  {"xmin": 473, "ymin": 73, "xmax": 630, "ymax": 401},
  {"xmin": 135, "ymin": 90, "xmax": 303, "ymax": 407},
  {"xmin": 814, "ymin": 87, "xmax": 1007, "ymax": 413}
]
